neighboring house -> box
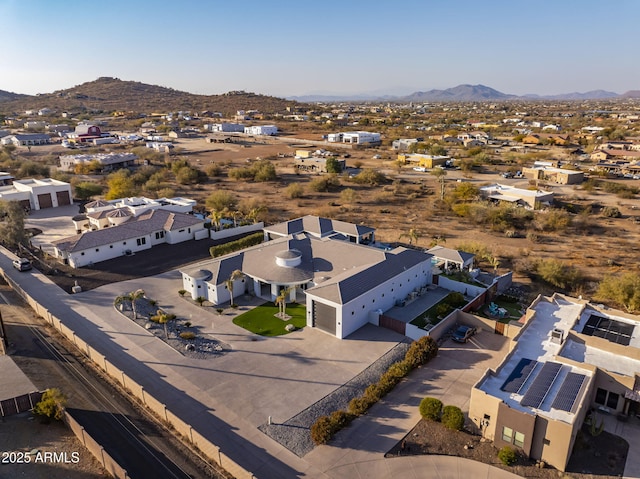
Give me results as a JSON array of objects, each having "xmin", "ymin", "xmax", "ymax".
[
  {"xmin": 46, "ymin": 124, "xmax": 70, "ymax": 134},
  {"xmin": 522, "ymin": 166, "xmax": 584, "ymax": 185},
  {"xmin": 470, "ymin": 294, "xmax": 640, "ymax": 471},
  {"xmin": 203, "ymin": 123, "xmax": 244, "ymax": 133},
  {"xmin": 295, "ymin": 157, "xmax": 346, "ymax": 173},
  {"xmin": 522, "ymin": 134, "xmax": 541, "ymax": 145},
  {"xmin": 24, "ymin": 121, "xmax": 47, "ymax": 130},
  {"xmin": 180, "ymin": 216, "xmax": 436, "ymax": 339},
  {"xmin": 0, "ymin": 172, "xmax": 14, "ymax": 186},
  {"xmin": 392, "ymin": 138, "xmax": 421, "ymax": 151},
  {"xmin": 479, "ymin": 184, "xmax": 553, "ymax": 209},
  {"xmin": 327, "ymin": 131, "xmax": 381, "ymax": 145},
  {"xmin": 1, "ymin": 133, "xmax": 51, "ymax": 146},
  {"xmin": 52, "ymin": 208, "xmax": 206, "ymax": 268},
  {"xmin": 427, "ymin": 246, "xmax": 475, "ymax": 271},
  {"xmin": 66, "ymin": 124, "xmax": 103, "ymax": 143},
  {"xmin": 397, "ymin": 153, "xmax": 450, "ymax": 168},
  {"xmin": 77, "ymin": 196, "xmax": 196, "ymax": 232},
  {"xmin": 0, "ymin": 178, "xmax": 72, "ymax": 210},
  {"xmin": 244, "ymin": 125, "xmax": 278, "ymax": 136},
  {"xmin": 59, "ymin": 153, "xmax": 138, "ymax": 172},
  {"xmin": 591, "ymin": 149, "xmax": 640, "ymax": 162}
]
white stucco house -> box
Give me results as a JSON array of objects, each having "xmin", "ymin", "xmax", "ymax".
[
  {"xmin": 53, "ymin": 199, "xmax": 205, "ymax": 268},
  {"xmin": 244, "ymin": 125, "xmax": 278, "ymax": 136},
  {"xmin": 479, "ymin": 184, "xmax": 553, "ymax": 210},
  {"xmin": 180, "ymin": 216, "xmax": 434, "ymax": 339},
  {"xmin": 0, "ymin": 178, "xmax": 72, "ymax": 210},
  {"xmin": 59, "ymin": 153, "xmax": 138, "ymax": 172}
]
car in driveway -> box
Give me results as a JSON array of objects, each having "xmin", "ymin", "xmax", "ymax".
[
  {"xmin": 13, "ymin": 258, "xmax": 32, "ymax": 271},
  {"xmin": 452, "ymin": 325, "xmax": 476, "ymax": 343}
]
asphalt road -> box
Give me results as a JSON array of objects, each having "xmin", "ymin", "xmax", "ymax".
[{"xmin": 0, "ymin": 282, "xmax": 226, "ymax": 479}]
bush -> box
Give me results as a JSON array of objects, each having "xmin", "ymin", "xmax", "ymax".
[
  {"xmin": 404, "ymin": 336, "xmax": 439, "ymax": 369},
  {"xmin": 348, "ymin": 396, "xmax": 376, "ymax": 416},
  {"xmin": 441, "ymin": 405, "xmax": 465, "ymax": 430},
  {"xmin": 209, "ymin": 232, "xmax": 263, "ymax": 257},
  {"xmin": 601, "ymin": 206, "xmax": 621, "ymax": 218},
  {"xmin": 179, "ymin": 331, "xmax": 196, "ymax": 340},
  {"xmin": 419, "ymin": 397, "xmax": 443, "ymax": 421},
  {"xmin": 385, "ymin": 360, "xmax": 412, "ymax": 380},
  {"xmin": 286, "ymin": 183, "xmax": 304, "ymax": 199},
  {"xmin": 498, "ymin": 446, "xmax": 517, "ymax": 466},
  {"xmin": 310, "ymin": 415, "xmax": 333, "ymax": 445},
  {"xmin": 33, "ymin": 388, "xmax": 66, "ymax": 421},
  {"xmin": 309, "ymin": 175, "xmax": 340, "ymax": 192}
]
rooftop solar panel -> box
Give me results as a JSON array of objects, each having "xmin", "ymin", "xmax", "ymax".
[
  {"xmin": 501, "ymin": 358, "xmax": 539, "ymax": 393},
  {"xmin": 551, "ymin": 372, "xmax": 587, "ymax": 413},
  {"xmin": 521, "ymin": 361, "xmax": 562, "ymax": 409},
  {"xmin": 582, "ymin": 314, "xmax": 634, "ymax": 347}
]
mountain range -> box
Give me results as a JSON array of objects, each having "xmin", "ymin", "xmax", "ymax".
[
  {"xmin": 1, "ymin": 79, "xmax": 639, "ymax": 114},
  {"xmin": 289, "ymin": 84, "xmax": 638, "ymax": 102},
  {"xmin": 0, "ymin": 77, "xmax": 299, "ymax": 115}
]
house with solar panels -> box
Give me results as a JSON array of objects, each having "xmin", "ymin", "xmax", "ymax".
[
  {"xmin": 180, "ymin": 216, "xmax": 434, "ymax": 339},
  {"xmin": 469, "ymin": 293, "xmax": 640, "ymax": 471}
]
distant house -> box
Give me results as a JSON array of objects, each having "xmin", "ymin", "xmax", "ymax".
[
  {"xmin": 66, "ymin": 124, "xmax": 103, "ymax": 143},
  {"xmin": 1, "ymin": 133, "xmax": 51, "ymax": 147},
  {"xmin": 295, "ymin": 157, "xmax": 346, "ymax": 173},
  {"xmin": 244, "ymin": 125, "xmax": 278, "ymax": 136},
  {"xmin": 327, "ymin": 131, "xmax": 381, "ymax": 145},
  {"xmin": 392, "ymin": 138, "xmax": 421, "ymax": 151},
  {"xmin": 522, "ymin": 134, "xmax": 541, "ymax": 145},
  {"xmin": 203, "ymin": 123, "xmax": 244, "ymax": 133},
  {"xmin": 398, "ymin": 153, "xmax": 449, "ymax": 168},
  {"xmin": 46, "ymin": 124, "xmax": 70, "ymax": 134},
  {"xmin": 0, "ymin": 178, "xmax": 72, "ymax": 210},
  {"xmin": 480, "ymin": 184, "xmax": 553, "ymax": 209},
  {"xmin": 521, "ymin": 166, "xmax": 584, "ymax": 185},
  {"xmin": 59, "ymin": 153, "xmax": 138, "ymax": 172},
  {"xmin": 24, "ymin": 121, "xmax": 47, "ymax": 130}
]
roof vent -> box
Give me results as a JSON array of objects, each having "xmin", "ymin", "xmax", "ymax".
[{"xmin": 551, "ymin": 328, "xmax": 564, "ymax": 344}]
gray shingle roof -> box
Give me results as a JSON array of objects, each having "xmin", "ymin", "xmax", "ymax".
[
  {"xmin": 264, "ymin": 215, "xmax": 374, "ymax": 239},
  {"xmin": 427, "ymin": 246, "xmax": 475, "ymax": 265},
  {"xmin": 53, "ymin": 209, "xmax": 202, "ymax": 253}
]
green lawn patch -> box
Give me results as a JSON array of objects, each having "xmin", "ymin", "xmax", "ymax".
[
  {"xmin": 475, "ymin": 295, "xmax": 524, "ymax": 323},
  {"xmin": 233, "ymin": 302, "xmax": 306, "ymax": 336}
]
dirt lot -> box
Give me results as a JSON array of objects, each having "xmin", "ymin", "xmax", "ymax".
[
  {"xmin": 0, "ymin": 413, "xmax": 108, "ymax": 479},
  {"xmin": 387, "ymin": 419, "xmax": 627, "ymax": 479}
]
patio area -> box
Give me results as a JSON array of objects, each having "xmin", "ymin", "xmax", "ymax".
[{"xmin": 383, "ymin": 286, "xmax": 451, "ymax": 323}]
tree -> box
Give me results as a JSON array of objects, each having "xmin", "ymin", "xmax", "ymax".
[
  {"xmin": 286, "ymin": 183, "xmax": 304, "ymax": 199},
  {"xmin": 594, "ymin": 273, "xmax": 640, "ymax": 313},
  {"xmin": 74, "ymin": 181, "xmax": 103, "ymax": 200},
  {"xmin": 399, "ymin": 228, "xmax": 421, "ymax": 246},
  {"xmin": 195, "ymin": 296, "xmax": 206, "ymax": 307},
  {"xmin": 105, "ymin": 170, "xmax": 136, "ymax": 200},
  {"xmin": 0, "ymin": 200, "xmax": 27, "ymax": 248},
  {"xmin": 152, "ymin": 310, "xmax": 176, "ymax": 339},
  {"xmin": 340, "ymin": 188, "xmax": 358, "ymax": 204},
  {"xmin": 205, "ymin": 190, "xmax": 237, "ymax": 212},
  {"xmin": 275, "ymin": 286, "xmax": 293, "ymax": 319},
  {"xmin": 225, "ymin": 270, "xmax": 244, "ymax": 307},
  {"xmin": 116, "ymin": 289, "xmax": 146, "ymax": 319},
  {"xmin": 431, "ymin": 168, "xmax": 447, "ymax": 200},
  {"xmin": 325, "ymin": 157, "xmax": 342, "ymax": 174},
  {"xmin": 33, "ymin": 388, "xmax": 67, "ymax": 421}
]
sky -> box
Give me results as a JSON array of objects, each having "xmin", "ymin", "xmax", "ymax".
[{"xmin": 1, "ymin": 0, "xmax": 639, "ymax": 98}]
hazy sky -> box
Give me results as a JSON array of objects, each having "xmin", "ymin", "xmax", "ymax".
[{"xmin": 1, "ymin": 0, "xmax": 638, "ymax": 97}]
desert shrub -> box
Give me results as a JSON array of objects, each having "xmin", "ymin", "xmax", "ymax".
[
  {"xmin": 601, "ymin": 206, "xmax": 621, "ymax": 218},
  {"xmin": 498, "ymin": 446, "xmax": 517, "ymax": 466},
  {"xmin": 363, "ymin": 383, "xmax": 383, "ymax": 402},
  {"xmin": 350, "ymin": 169, "xmax": 386, "ymax": 186},
  {"xmin": 205, "ymin": 190, "xmax": 237, "ymax": 212},
  {"xmin": 535, "ymin": 209, "xmax": 571, "ymax": 232},
  {"xmin": 33, "ymin": 388, "xmax": 67, "ymax": 421},
  {"xmin": 209, "ymin": 232, "xmax": 263, "ymax": 257},
  {"xmin": 536, "ymin": 258, "xmax": 582, "ymax": 290},
  {"xmin": 526, "ymin": 231, "xmax": 539, "ymax": 243},
  {"xmin": 229, "ymin": 159, "xmax": 276, "ymax": 182},
  {"xmin": 329, "ymin": 410, "xmax": 354, "ymax": 430},
  {"xmin": 441, "ymin": 405, "xmax": 465, "ymax": 430},
  {"xmin": 419, "ymin": 397, "xmax": 443, "ymax": 421},
  {"xmin": 340, "ymin": 188, "xmax": 358, "ymax": 203},
  {"xmin": 179, "ymin": 331, "xmax": 196, "ymax": 340},
  {"xmin": 309, "ymin": 175, "xmax": 340, "ymax": 192},
  {"xmin": 204, "ymin": 163, "xmax": 222, "ymax": 176},
  {"xmin": 310, "ymin": 415, "xmax": 333, "ymax": 445},
  {"xmin": 286, "ymin": 183, "xmax": 304, "ymax": 198},
  {"xmin": 376, "ymin": 372, "xmax": 400, "ymax": 396},
  {"xmin": 404, "ymin": 336, "xmax": 439, "ymax": 369}
]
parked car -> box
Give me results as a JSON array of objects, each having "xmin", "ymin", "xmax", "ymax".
[
  {"xmin": 13, "ymin": 258, "xmax": 32, "ymax": 271},
  {"xmin": 452, "ymin": 325, "xmax": 476, "ymax": 343},
  {"xmin": 413, "ymin": 166, "xmax": 427, "ymax": 172},
  {"xmin": 501, "ymin": 172, "xmax": 514, "ymax": 178}
]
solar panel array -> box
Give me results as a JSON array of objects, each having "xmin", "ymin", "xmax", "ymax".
[
  {"xmin": 521, "ymin": 361, "xmax": 562, "ymax": 408},
  {"xmin": 501, "ymin": 358, "xmax": 539, "ymax": 393},
  {"xmin": 551, "ymin": 372, "xmax": 587, "ymax": 412},
  {"xmin": 582, "ymin": 314, "xmax": 634, "ymax": 346}
]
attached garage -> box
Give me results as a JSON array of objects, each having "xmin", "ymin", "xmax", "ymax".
[
  {"xmin": 19, "ymin": 199, "xmax": 31, "ymax": 210},
  {"xmin": 56, "ymin": 190, "xmax": 71, "ymax": 206},
  {"xmin": 37, "ymin": 193, "xmax": 53, "ymax": 209},
  {"xmin": 312, "ymin": 300, "xmax": 336, "ymax": 335}
]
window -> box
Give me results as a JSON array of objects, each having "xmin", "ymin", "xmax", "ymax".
[
  {"xmin": 81, "ymin": 252, "xmax": 84, "ymax": 256},
  {"xmin": 607, "ymin": 392, "xmax": 619, "ymax": 410},
  {"xmin": 136, "ymin": 237, "xmax": 146, "ymax": 246},
  {"xmin": 595, "ymin": 388, "xmax": 607, "ymax": 405},
  {"xmin": 502, "ymin": 427, "xmax": 513, "ymax": 443},
  {"xmin": 155, "ymin": 231, "xmax": 165, "ymax": 240},
  {"xmin": 110, "ymin": 245, "xmax": 113, "ymax": 248},
  {"xmin": 179, "ymin": 229, "xmax": 185, "ymax": 233},
  {"xmin": 514, "ymin": 431, "xmax": 525, "ymax": 448},
  {"xmin": 95, "ymin": 248, "xmax": 99, "ymax": 252}
]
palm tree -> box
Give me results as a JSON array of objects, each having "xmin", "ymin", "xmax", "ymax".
[
  {"xmin": 210, "ymin": 209, "xmax": 224, "ymax": 231},
  {"xmin": 275, "ymin": 286, "xmax": 293, "ymax": 319},
  {"xmin": 399, "ymin": 228, "xmax": 421, "ymax": 246},
  {"xmin": 246, "ymin": 205, "xmax": 267, "ymax": 224},
  {"xmin": 485, "ymin": 254, "xmax": 500, "ymax": 278},
  {"xmin": 129, "ymin": 289, "xmax": 145, "ymax": 319},
  {"xmin": 431, "ymin": 167, "xmax": 447, "ymax": 200},
  {"xmin": 225, "ymin": 270, "xmax": 244, "ymax": 307}
]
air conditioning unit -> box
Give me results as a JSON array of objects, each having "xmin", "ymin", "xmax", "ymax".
[{"xmin": 551, "ymin": 328, "xmax": 564, "ymax": 344}]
